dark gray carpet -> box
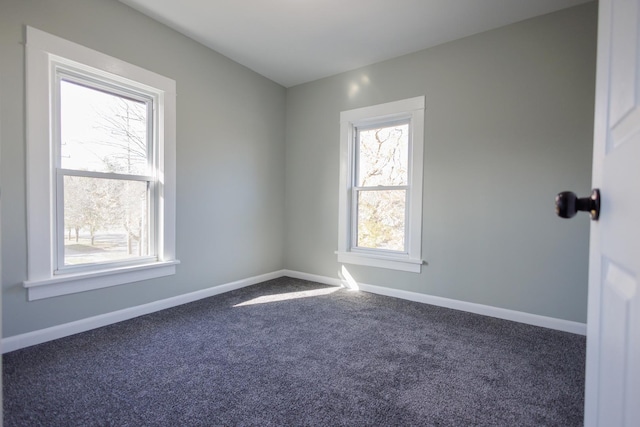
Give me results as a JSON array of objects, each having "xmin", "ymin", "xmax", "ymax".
[{"xmin": 3, "ymin": 277, "xmax": 585, "ymax": 426}]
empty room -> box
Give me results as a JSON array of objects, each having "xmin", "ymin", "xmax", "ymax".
[{"xmin": 2, "ymin": 0, "xmax": 637, "ymax": 425}]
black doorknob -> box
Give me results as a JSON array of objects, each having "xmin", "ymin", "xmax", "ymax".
[{"xmin": 555, "ymin": 189, "xmax": 600, "ymax": 220}]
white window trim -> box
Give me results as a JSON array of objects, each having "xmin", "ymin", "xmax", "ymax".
[
  {"xmin": 336, "ymin": 96, "xmax": 425, "ymax": 273},
  {"xmin": 24, "ymin": 27, "xmax": 179, "ymax": 301}
]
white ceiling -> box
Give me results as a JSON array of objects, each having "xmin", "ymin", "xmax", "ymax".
[{"xmin": 119, "ymin": 0, "xmax": 592, "ymax": 88}]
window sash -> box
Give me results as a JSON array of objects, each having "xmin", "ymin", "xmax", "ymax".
[
  {"xmin": 54, "ymin": 70, "xmax": 156, "ymax": 176},
  {"xmin": 351, "ymin": 186, "xmax": 409, "ymax": 254},
  {"xmin": 55, "ymin": 170, "xmax": 158, "ymax": 273},
  {"xmin": 354, "ymin": 118, "xmax": 411, "ymax": 188}
]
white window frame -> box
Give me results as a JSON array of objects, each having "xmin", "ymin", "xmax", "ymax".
[
  {"xmin": 336, "ymin": 97, "xmax": 425, "ymax": 273},
  {"xmin": 54, "ymin": 72, "xmax": 157, "ymax": 274},
  {"xmin": 24, "ymin": 27, "xmax": 179, "ymax": 301}
]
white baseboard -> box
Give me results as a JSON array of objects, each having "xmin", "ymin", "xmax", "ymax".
[
  {"xmin": 2, "ymin": 270, "xmax": 285, "ymax": 353},
  {"xmin": 282, "ymin": 269, "xmax": 587, "ymax": 336},
  {"xmin": 2, "ymin": 267, "xmax": 586, "ymax": 353},
  {"xmin": 282, "ymin": 270, "xmax": 344, "ymax": 287}
]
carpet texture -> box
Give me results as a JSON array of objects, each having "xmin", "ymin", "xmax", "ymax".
[{"xmin": 3, "ymin": 277, "xmax": 586, "ymax": 426}]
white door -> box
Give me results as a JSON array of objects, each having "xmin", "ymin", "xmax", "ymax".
[{"xmin": 584, "ymin": 0, "xmax": 640, "ymax": 425}]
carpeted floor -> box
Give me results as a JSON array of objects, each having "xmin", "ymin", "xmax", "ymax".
[{"xmin": 3, "ymin": 277, "xmax": 586, "ymax": 426}]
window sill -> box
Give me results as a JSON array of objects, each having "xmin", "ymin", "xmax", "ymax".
[
  {"xmin": 23, "ymin": 260, "xmax": 180, "ymax": 301},
  {"xmin": 335, "ymin": 251, "xmax": 423, "ymax": 273}
]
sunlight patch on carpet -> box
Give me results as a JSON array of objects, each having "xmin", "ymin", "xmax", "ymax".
[{"xmin": 233, "ymin": 287, "xmax": 341, "ymax": 307}]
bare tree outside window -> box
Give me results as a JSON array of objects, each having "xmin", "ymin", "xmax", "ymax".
[{"xmin": 355, "ymin": 123, "xmax": 409, "ymax": 251}]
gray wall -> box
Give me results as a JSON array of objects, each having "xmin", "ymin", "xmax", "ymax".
[
  {"xmin": 284, "ymin": 2, "xmax": 597, "ymax": 323},
  {"xmin": 0, "ymin": 0, "xmax": 286, "ymax": 337}
]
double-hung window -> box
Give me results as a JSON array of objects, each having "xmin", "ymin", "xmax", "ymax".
[
  {"xmin": 337, "ymin": 97, "xmax": 425, "ymax": 272},
  {"xmin": 24, "ymin": 27, "xmax": 178, "ymax": 300},
  {"xmin": 57, "ymin": 75, "xmax": 155, "ymax": 269}
]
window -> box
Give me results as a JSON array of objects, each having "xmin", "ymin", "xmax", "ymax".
[
  {"xmin": 337, "ymin": 97, "xmax": 425, "ymax": 272},
  {"xmin": 24, "ymin": 27, "xmax": 178, "ymax": 300}
]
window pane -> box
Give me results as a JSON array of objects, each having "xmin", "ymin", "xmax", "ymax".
[
  {"xmin": 60, "ymin": 80, "xmax": 149, "ymax": 175},
  {"xmin": 63, "ymin": 176, "xmax": 150, "ymax": 266},
  {"xmin": 356, "ymin": 190, "xmax": 406, "ymax": 251},
  {"xmin": 357, "ymin": 123, "xmax": 409, "ymax": 187}
]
